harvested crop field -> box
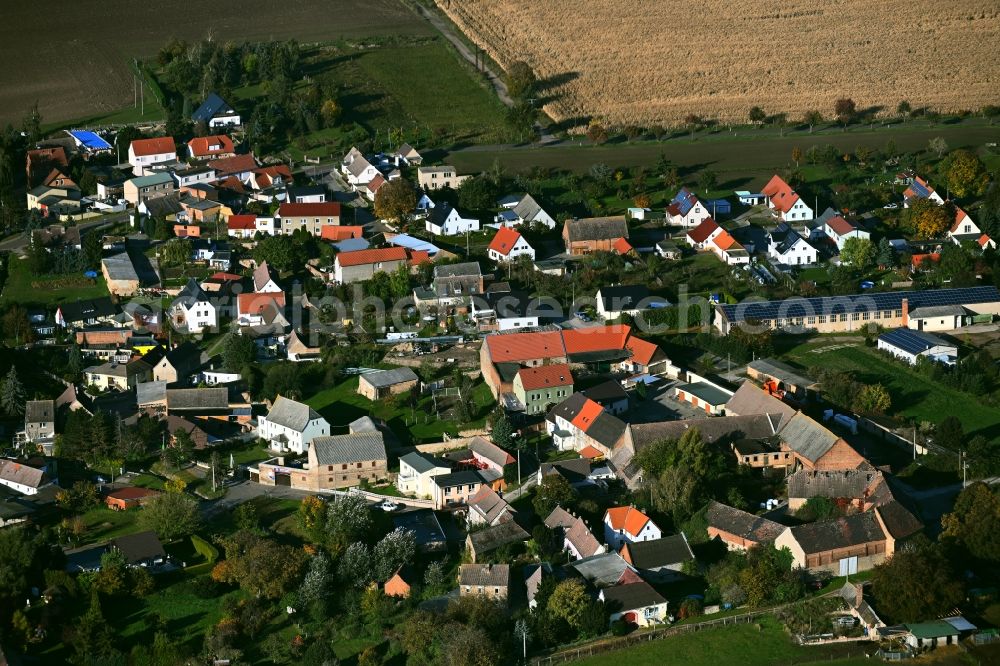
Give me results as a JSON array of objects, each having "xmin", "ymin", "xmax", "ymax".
[
  {"xmin": 435, "ymin": 0, "xmax": 1000, "ymax": 127},
  {"xmin": 0, "ymin": 0, "xmax": 431, "ymax": 126}
]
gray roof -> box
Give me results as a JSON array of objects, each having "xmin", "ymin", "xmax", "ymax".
[
  {"xmin": 347, "ymin": 155, "xmax": 375, "ymax": 178},
  {"xmin": 432, "ymin": 470, "xmax": 485, "ymax": 489},
  {"xmin": 747, "ymin": 358, "xmax": 816, "ymax": 389},
  {"xmin": 725, "ymin": 382, "xmax": 796, "ymax": 424},
  {"xmin": 540, "ymin": 458, "xmax": 592, "ymax": 484},
  {"xmin": 102, "ymin": 253, "xmax": 138, "ymax": 281},
  {"xmin": 469, "ymin": 436, "xmax": 514, "ymax": 468},
  {"xmin": 399, "ymin": 451, "xmax": 446, "ymax": 474},
  {"xmin": 264, "ymin": 396, "xmax": 324, "ymax": 432},
  {"xmin": 544, "ymin": 506, "xmax": 578, "ymax": 530},
  {"xmin": 565, "ymin": 216, "xmax": 629, "ymax": 242},
  {"xmin": 467, "ymin": 486, "xmax": 515, "ymax": 524},
  {"xmin": 787, "ymin": 468, "xmax": 886, "ymax": 502},
  {"xmin": 629, "ymin": 414, "xmax": 783, "ymax": 450},
  {"xmin": 565, "ymin": 518, "xmax": 603, "ymax": 557},
  {"xmin": 458, "ymin": 563, "xmax": 509, "ymax": 587},
  {"xmin": 192, "ymin": 92, "xmax": 235, "ymax": 122},
  {"xmin": 878, "ymin": 328, "xmax": 954, "ymax": 356},
  {"xmin": 142, "ymin": 194, "xmax": 183, "ymax": 218},
  {"xmin": 908, "ymin": 304, "xmax": 968, "ymax": 319},
  {"xmin": 621, "ymin": 533, "xmax": 694, "ymax": 569},
  {"xmin": 25, "ymin": 400, "xmax": 54, "ymax": 424},
  {"xmin": 166, "ymin": 387, "xmax": 229, "ymax": 411},
  {"xmin": 779, "ymin": 412, "xmax": 840, "ymax": 464},
  {"xmin": 601, "ymin": 581, "xmax": 666, "ymax": 611},
  {"xmin": 434, "ymin": 262, "xmax": 482, "ymax": 279},
  {"xmin": 312, "ymin": 432, "xmax": 386, "ymax": 465},
  {"xmin": 359, "ymin": 367, "xmax": 419, "ymax": 389},
  {"xmin": 0, "ymin": 460, "xmax": 47, "ymax": 489},
  {"xmin": 174, "ymin": 278, "xmax": 209, "ymax": 306},
  {"xmin": 676, "ymin": 382, "xmax": 732, "ymax": 406},
  {"xmin": 136, "ymin": 380, "xmax": 168, "ymax": 405},
  {"xmin": 567, "ymin": 552, "xmax": 633, "ymax": 589},
  {"xmin": 467, "ymin": 520, "xmax": 529, "ymax": 554},
  {"xmin": 787, "ymin": 512, "xmax": 885, "ymax": 554},
  {"xmin": 706, "ymin": 501, "xmax": 785, "ymax": 544},
  {"xmin": 513, "ymin": 193, "xmax": 545, "ymax": 222},
  {"xmin": 111, "ymin": 531, "xmax": 166, "ymax": 564}
]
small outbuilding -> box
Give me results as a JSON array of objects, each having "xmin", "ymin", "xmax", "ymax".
[
  {"xmin": 877, "ymin": 328, "xmax": 957, "ymax": 366},
  {"xmin": 357, "ymin": 367, "xmax": 419, "ymax": 400}
]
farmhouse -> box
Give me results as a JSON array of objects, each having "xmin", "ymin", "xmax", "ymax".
[
  {"xmin": 563, "ymin": 217, "xmax": 631, "ymax": 255},
  {"xmin": 618, "ymin": 532, "xmax": 694, "ymax": 582},
  {"xmin": 779, "ymin": 412, "xmax": 865, "ymax": 471},
  {"xmin": 705, "ymin": 500, "xmax": 785, "ymax": 551},
  {"xmin": 334, "ymin": 247, "xmax": 410, "ymax": 284},
  {"xmin": 357, "ymin": 367, "xmax": 419, "ymax": 400},
  {"xmin": 877, "ymin": 328, "xmax": 957, "ymax": 365},
  {"xmin": 786, "ymin": 467, "xmax": 894, "ymax": 512},
  {"xmin": 599, "ymin": 582, "xmax": 668, "ymax": 627},
  {"xmin": 546, "ymin": 393, "xmax": 627, "ymax": 455},
  {"xmin": 192, "ymin": 92, "xmax": 241, "ymax": 128},
  {"xmin": 128, "ymin": 137, "xmax": 177, "ymax": 176},
  {"xmin": 0, "ymin": 460, "xmax": 50, "ymax": 496},
  {"xmin": 713, "ymin": 286, "xmax": 1000, "ymax": 335},
  {"xmin": 425, "ymin": 205, "xmax": 480, "ymax": 236},
  {"xmin": 306, "ymin": 431, "xmax": 388, "ymax": 490},
  {"xmin": 458, "ymin": 563, "xmax": 509, "ymax": 604},
  {"xmin": 417, "ymin": 165, "xmax": 468, "ymax": 190},
  {"xmin": 277, "ymin": 202, "xmax": 342, "ymax": 236},
  {"xmin": 511, "ymin": 364, "xmax": 574, "ymax": 415},
  {"xmin": 762, "ymin": 174, "xmax": 813, "ymax": 222},
  {"xmin": 666, "ymin": 187, "xmax": 711, "ymax": 227},
  {"xmin": 487, "ymin": 226, "xmax": 535, "ymax": 262},
  {"xmin": 466, "ymin": 520, "xmax": 529, "ymax": 562},
  {"xmin": 544, "ymin": 506, "xmax": 605, "ymax": 560}
]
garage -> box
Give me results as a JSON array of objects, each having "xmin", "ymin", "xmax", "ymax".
[{"xmin": 274, "ymin": 472, "xmax": 291, "ymax": 487}]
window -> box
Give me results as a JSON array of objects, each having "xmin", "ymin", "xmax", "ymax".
[
  {"xmin": 372, "ymin": 461, "xmax": 377, "ymax": 467},
  {"xmin": 894, "ymin": 309, "xmax": 902, "ymax": 317},
  {"xmin": 328, "ymin": 466, "xmax": 333, "ymax": 471},
  {"xmin": 494, "ymin": 587, "xmax": 500, "ymax": 595},
  {"xmin": 356, "ymin": 462, "xmax": 362, "ymax": 469},
  {"xmin": 862, "ymin": 312, "xmax": 871, "ymax": 320},
  {"xmin": 839, "ymin": 314, "xmax": 848, "ymax": 322},
  {"xmin": 851, "ymin": 313, "xmax": 860, "ymax": 321},
  {"xmin": 342, "ymin": 464, "xmax": 348, "ymax": 470}
]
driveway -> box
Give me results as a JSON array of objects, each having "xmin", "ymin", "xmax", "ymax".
[{"xmin": 627, "ymin": 380, "xmax": 716, "ymax": 423}]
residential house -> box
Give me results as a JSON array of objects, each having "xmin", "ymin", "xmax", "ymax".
[
  {"xmin": 320, "ymin": 225, "xmax": 365, "ymax": 243},
  {"xmin": 709, "ymin": 229, "xmax": 750, "ymax": 265},
  {"xmin": 0, "ymin": 460, "xmax": 50, "ymax": 496},
  {"xmin": 948, "ymin": 207, "xmax": 994, "ymax": 249},
  {"xmin": 496, "ymin": 193, "xmax": 556, "ymax": 229},
  {"xmin": 544, "ymin": 506, "xmax": 605, "ymax": 560},
  {"xmin": 825, "ymin": 215, "xmax": 870, "ymax": 251},
  {"xmin": 172, "ymin": 165, "xmax": 216, "ymax": 190},
  {"xmin": 258, "ymin": 396, "xmax": 330, "ymax": 454},
  {"xmin": 458, "ymin": 563, "xmax": 509, "ymax": 603},
  {"xmin": 614, "ymin": 336, "xmax": 675, "ymax": 377},
  {"xmin": 105, "ymin": 487, "xmax": 159, "ymax": 511},
  {"xmin": 23, "ymin": 400, "xmax": 55, "ymax": 448},
  {"xmin": 479, "ymin": 329, "xmax": 566, "ymax": 397},
  {"xmin": 236, "ymin": 292, "xmax": 287, "ymax": 328},
  {"xmin": 466, "ymin": 520, "xmax": 530, "ymax": 562},
  {"xmin": 128, "ymin": 137, "xmax": 176, "ymax": 176},
  {"xmin": 562, "ymin": 217, "xmax": 631, "ymax": 255},
  {"xmin": 101, "ymin": 253, "xmax": 140, "ymax": 297},
  {"xmin": 599, "ymin": 582, "xmax": 668, "ymax": 627},
  {"xmin": 487, "ymin": 226, "xmax": 535, "ymax": 262},
  {"xmin": 277, "ymin": 202, "xmax": 342, "ymax": 236},
  {"xmin": 425, "ymin": 205, "xmax": 480, "ymax": 236},
  {"xmin": 685, "ymin": 217, "xmax": 723, "ymax": 249},
  {"xmin": 304, "ymin": 431, "xmax": 387, "ymax": 489},
  {"xmin": 466, "ymin": 485, "xmax": 516, "ymax": 527},
  {"xmin": 525, "ymin": 563, "xmax": 552, "ymax": 609},
  {"xmin": 546, "ymin": 393, "xmax": 627, "ymax": 455},
  {"xmin": 596, "ymin": 285, "xmax": 669, "ymax": 320},
  {"xmin": 169, "ymin": 278, "xmax": 217, "ymax": 334},
  {"xmin": 393, "ymin": 143, "xmax": 423, "ymax": 166},
  {"xmin": 167, "ymin": 415, "xmax": 216, "ymax": 449},
  {"xmin": 768, "ymin": 223, "xmax": 817, "ymax": 265},
  {"xmin": 286, "ymin": 329, "xmax": 322, "ymax": 362},
  {"xmin": 398, "ymin": 451, "xmax": 451, "ymax": 498},
  {"xmin": 363, "ymin": 174, "xmax": 386, "ymax": 202},
  {"xmin": 903, "ymin": 175, "xmax": 945, "ymax": 207},
  {"xmin": 583, "ymin": 380, "xmax": 629, "ymax": 416},
  {"xmin": 124, "ymin": 172, "xmax": 175, "ymax": 205},
  {"xmin": 877, "ymin": 328, "xmax": 958, "ymax": 365},
  {"xmin": 187, "ymin": 135, "xmax": 235, "ymax": 161},
  {"xmin": 431, "ymin": 470, "xmax": 486, "ymax": 509},
  {"xmin": 433, "ymin": 262, "xmax": 484, "ymax": 308},
  {"xmin": 334, "ymin": 247, "xmax": 410, "ymax": 284},
  {"xmin": 655, "ymin": 239, "xmax": 682, "ymax": 260},
  {"xmin": 712, "ymin": 286, "xmax": 1000, "ymax": 335},
  {"xmin": 384, "ymin": 565, "xmax": 417, "ymax": 598},
  {"xmin": 252, "ymin": 261, "xmax": 282, "ymax": 293},
  {"xmin": 418, "ymin": 165, "xmax": 468, "ymax": 190},
  {"xmin": 84, "ymin": 358, "xmax": 152, "ymax": 391},
  {"xmin": 619, "ymin": 533, "xmax": 694, "ymax": 582},
  {"xmin": 191, "ymin": 92, "xmax": 241, "ymax": 128},
  {"xmin": 511, "ymin": 364, "xmax": 574, "ymax": 415},
  {"xmin": 357, "ymin": 367, "xmax": 419, "ymax": 400},
  {"xmin": 537, "ymin": 458, "xmax": 592, "ymax": 486},
  {"xmin": 762, "ymin": 174, "xmax": 814, "ymax": 222},
  {"xmin": 604, "ymin": 506, "xmax": 661, "ymax": 550},
  {"xmin": 111, "ymin": 531, "xmax": 168, "ymax": 568},
  {"xmin": 666, "ymin": 187, "xmax": 711, "ymax": 227},
  {"xmin": 26, "ymin": 184, "xmax": 81, "ymax": 216},
  {"xmin": 705, "ymin": 501, "xmax": 785, "ymax": 551},
  {"xmin": 26, "ymin": 146, "xmax": 69, "ymax": 187},
  {"xmin": 286, "ymin": 185, "xmax": 327, "ymax": 203},
  {"xmin": 209, "ymin": 153, "xmax": 257, "ymax": 181},
  {"xmin": 152, "ymin": 342, "xmax": 204, "ymax": 383},
  {"xmin": 468, "ymin": 436, "xmax": 515, "ymax": 479},
  {"xmin": 341, "ymin": 147, "xmax": 380, "ymax": 187},
  {"xmin": 55, "ymin": 297, "xmax": 118, "ymax": 329}
]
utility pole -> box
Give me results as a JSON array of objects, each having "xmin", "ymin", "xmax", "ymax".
[{"xmin": 140, "ymin": 78, "xmax": 144, "ymax": 116}]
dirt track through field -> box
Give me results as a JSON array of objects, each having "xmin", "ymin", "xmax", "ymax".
[{"xmin": 0, "ymin": 0, "xmax": 430, "ymax": 125}]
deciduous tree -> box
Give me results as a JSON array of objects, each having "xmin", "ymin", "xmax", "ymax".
[
  {"xmin": 940, "ymin": 149, "xmax": 989, "ymax": 198},
  {"xmin": 871, "ymin": 544, "xmax": 964, "ymax": 623},
  {"xmin": 325, "ymin": 493, "xmax": 372, "ymax": 551},
  {"xmin": 547, "ymin": 579, "xmax": 590, "ymax": 629},
  {"xmin": 748, "ymin": 106, "xmax": 766, "ymax": 126},
  {"xmin": 928, "ymin": 136, "xmax": 949, "ymax": 159},
  {"xmin": 853, "ymin": 383, "xmax": 891, "ymax": 415},
  {"xmin": 906, "ymin": 198, "xmax": 951, "ymax": 239},
  {"xmin": 533, "ymin": 474, "xmax": 576, "ymax": 517},
  {"xmin": 941, "ymin": 482, "xmax": 1000, "ymax": 563},
  {"xmin": 504, "ymin": 61, "xmax": 537, "ymax": 100},
  {"xmin": 839, "ymin": 237, "xmax": 875, "ymax": 269},
  {"xmin": 139, "ymin": 491, "xmax": 201, "ymax": 541},
  {"xmin": 373, "ymin": 178, "xmax": 417, "ymax": 225},
  {"xmin": 834, "ymin": 98, "xmax": 856, "ymax": 126}
]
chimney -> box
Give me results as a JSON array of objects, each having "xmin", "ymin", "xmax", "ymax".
[{"xmin": 901, "ymin": 298, "xmax": 909, "ymax": 327}]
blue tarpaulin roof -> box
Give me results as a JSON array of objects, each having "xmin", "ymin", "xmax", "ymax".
[
  {"xmin": 69, "ymin": 130, "xmax": 112, "ymax": 151},
  {"xmin": 387, "ymin": 233, "xmax": 439, "ymax": 255}
]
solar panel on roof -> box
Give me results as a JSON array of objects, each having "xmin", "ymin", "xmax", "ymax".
[{"xmin": 910, "ymin": 181, "xmax": 930, "ymax": 197}]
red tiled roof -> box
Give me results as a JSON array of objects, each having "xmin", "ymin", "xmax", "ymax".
[
  {"xmin": 408, "ymin": 250, "xmax": 430, "ymax": 266},
  {"xmin": 367, "ymin": 173, "xmax": 386, "ymax": 193},
  {"xmin": 825, "ymin": 215, "xmax": 856, "ymax": 236},
  {"xmin": 570, "ymin": 398, "xmax": 605, "ymax": 431},
  {"xmin": 237, "ymin": 292, "xmax": 286, "ymax": 315},
  {"xmin": 613, "ymin": 237, "xmax": 634, "ymax": 255},
  {"xmin": 131, "ymin": 136, "xmax": 176, "ymax": 157},
  {"xmin": 209, "ymin": 153, "xmax": 257, "ymax": 175},
  {"xmin": 979, "ymin": 234, "xmax": 993, "ymax": 248},
  {"xmin": 488, "ymin": 226, "xmax": 523, "ymax": 256},
  {"xmin": 713, "ymin": 230, "xmax": 738, "ymax": 251},
  {"xmin": 187, "ymin": 135, "xmax": 234, "ymax": 158},
  {"xmin": 335, "ymin": 246, "xmax": 408, "ymax": 267},
  {"xmin": 605, "ymin": 506, "xmax": 651, "ymax": 536},
  {"xmin": 279, "ymin": 202, "xmax": 342, "ymax": 218},
  {"xmin": 579, "ymin": 445, "xmax": 604, "ymax": 460},
  {"xmin": 320, "ymin": 225, "xmax": 364, "ymax": 241},
  {"xmin": 761, "ymin": 174, "xmax": 791, "ymax": 199},
  {"xmin": 625, "ymin": 337, "xmax": 659, "ymax": 366},
  {"xmin": 562, "ymin": 325, "xmax": 630, "ymax": 355},
  {"xmin": 207, "ymin": 272, "xmax": 242, "ymax": 282},
  {"xmin": 950, "ymin": 208, "xmax": 970, "ymax": 234},
  {"xmin": 227, "ymin": 214, "xmax": 257, "ymax": 230},
  {"xmin": 517, "ymin": 363, "xmax": 573, "ymax": 391},
  {"xmin": 911, "ymin": 253, "xmax": 940, "ymax": 269},
  {"xmin": 106, "ymin": 487, "xmax": 159, "ymax": 501},
  {"xmin": 687, "ymin": 217, "xmax": 720, "ymax": 243},
  {"xmin": 218, "ymin": 175, "xmax": 246, "ymax": 193},
  {"xmin": 486, "ymin": 331, "xmax": 566, "ymax": 363},
  {"xmin": 762, "ymin": 174, "xmax": 802, "ymax": 213},
  {"xmin": 257, "ymin": 164, "xmax": 292, "ymax": 180}
]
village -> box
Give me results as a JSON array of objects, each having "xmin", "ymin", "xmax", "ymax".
[{"xmin": 1, "ymin": 36, "xmax": 1000, "ymax": 666}]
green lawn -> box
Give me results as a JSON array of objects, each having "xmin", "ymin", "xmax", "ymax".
[
  {"xmin": 78, "ymin": 505, "xmax": 145, "ymax": 544},
  {"xmin": 1, "ymin": 256, "xmax": 108, "ymax": 306},
  {"xmin": 305, "ymin": 375, "xmax": 495, "ymax": 445},
  {"xmin": 782, "ymin": 342, "xmax": 1000, "ymax": 437},
  {"xmin": 572, "ymin": 616, "xmax": 870, "ymax": 666}
]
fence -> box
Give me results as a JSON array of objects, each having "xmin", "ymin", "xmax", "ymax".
[{"xmin": 346, "ymin": 487, "xmax": 434, "ymax": 509}]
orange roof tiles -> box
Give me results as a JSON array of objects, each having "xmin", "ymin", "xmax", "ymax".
[
  {"xmin": 979, "ymin": 234, "xmax": 993, "ymax": 247},
  {"xmin": 237, "ymin": 292, "xmax": 285, "ymax": 315},
  {"xmin": 279, "ymin": 202, "xmax": 341, "ymax": 218},
  {"xmin": 570, "ymin": 398, "xmax": 605, "ymax": 431},
  {"xmin": 613, "ymin": 237, "xmax": 634, "ymax": 255},
  {"xmin": 911, "ymin": 253, "xmax": 940, "ymax": 269},
  {"xmin": 517, "ymin": 364, "xmax": 573, "ymax": 391},
  {"xmin": 605, "ymin": 506, "xmax": 651, "ymax": 536},
  {"xmin": 320, "ymin": 225, "xmax": 364, "ymax": 241},
  {"xmin": 335, "ymin": 246, "xmax": 408, "ymax": 267},
  {"xmin": 209, "ymin": 153, "xmax": 257, "ymax": 175},
  {"xmin": 408, "ymin": 250, "xmax": 431, "ymax": 266},
  {"xmin": 227, "ymin": 214, "xmax": 257, "ymax": 230},
  {"xmin": 713, "ymin": 231, "xmax": 738, "ymax": 251},
  {"xmin": 561, "ymin": 325, "xmax": 630, "ymax": 355},
  {"xmin": 951, "ymin": 208, "xmax": 970, "ymax": 233},
  {"xmin": 486, "ymin": 331, "xmax": 566, "ymax": 363},
  {"xmin": 579, "ymin": 445, "xmax": 604, "ymax": 460},
  {"xmin": 488, "ymin": 226, "xmax": 523, "ymax": 256},
  {"xmin": 131, "ymin": 136, "xmax": 176, "ymax": 157},
  {"xmin": 187, "ymin": 135, "xmax": 234, "ymax": 158},
  {"xmin": 625, "ymin": 337, "xmax": 659, "ymax": 366}
]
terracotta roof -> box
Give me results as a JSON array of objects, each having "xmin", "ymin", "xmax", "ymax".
[
  {"xmin": 570, "ymin": 398, "xmax": 605, "ymax": 431},
  {"xmin": 106, "ymin": 486, "xmax": 159, "ymax": 501},
  {"xmin": 687, "ymin": 217, "xmax": 720, "ymax": 243},
  {"xmin": 207, "ymin": 271, "xmax": 242, "ymax": 282},
  {"xmin": 516, "ymin": 363, "xmax": 573, "ymax": 391},
  {"xmin": 237, "ymin": 292, "xmax": 286, "ymax": 316},
  {"xmin": 612, "ymin": 237, "xmax": 634, "ymax": 254},
  {"xmin": 562, "ymin": 325, "xmax": 630, "ymax": 355},
  {"xmin": 187, "ymin": 135, "xmax": 234, "ymax": 158},
  {"xmin": 366, "ymin": 173, "xmax": 386, "ymax": 193},
  {"xmin": 227, "ymin": 214, "xmax": 257, "ymax": 230},
  {"xmin": 625, "ymin": 337, "xmax": 660, "ymax": 366},
  {"xmin": 825, "ymin": 215, "xmax": 856, "ymax": 236},
  {"xmin": 713, "ymin": 230, "xmax": 738, "ymax": 251},
  {"xmin": 488, "ymin": 226, "xmax": 523, "ymax": 256},
  {"xmin": 208, "ymin": 153, "xmax": 257, "ymax": 175},
  {"xmin": 278, "ymin": 202, "xmax": 341, "ymax": 218},
  {"xmin": 485, "ymin": 331, "xmax": 565, "ymax": 363},
  {"xmin": 605, "ymin": 506, "xmax": 652, "ymax": 536},
  {"xmin": 979, "ymin": 234, "xmax": 993, "ymax": 248},
  {"xmin": 131, "ymin": 137, "xmax": 175, "ymax": 157},
  {"xmin": 408, "ymin": 250, "xmax": 430, "ymax": 266},
  {"xmin": 911, "ymin": 253, "xmax": 940, "ymax": 269},
  {"xmin": 579, "ymin": 445, "xmax": 604, "ymax": 460},
  {"xmin": 336, "ymin": 246, "xmax": 408, "ymax": 267},
  {"xmin": 320, "ymin": 225, "xmax": 364, "ymax": 241}
]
